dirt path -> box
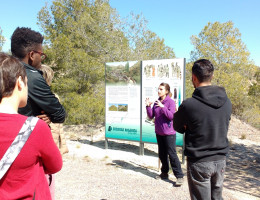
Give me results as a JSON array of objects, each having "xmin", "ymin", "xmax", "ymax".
[{"xmin": 54, "ymin": 116, "xmax": 260, "ymax": 200}]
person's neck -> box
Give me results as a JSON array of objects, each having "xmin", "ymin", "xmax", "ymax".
[
  {"xmin": 196, "ymin": 82, "xmax": 211, "ymax": 88},
  {"xmin": 0, "ymin": 97, "xmax": 18, "ymax": 114},
  {"xmin": 160, "ymin": 95, "xmax": 167, "ymax": 101},
  {"xmin": 21, "ymin": 57, "xmax": 28, "ymax": 64}
]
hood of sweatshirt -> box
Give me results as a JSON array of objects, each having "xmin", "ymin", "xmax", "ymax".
[{"xmin": 192, "ymin": 85, "xmax": 228, "ymax": 109}]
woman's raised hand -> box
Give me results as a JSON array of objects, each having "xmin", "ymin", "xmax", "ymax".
[{"xmin": 145, "ymin": 98, "xmax": 153, "ymax": 107}]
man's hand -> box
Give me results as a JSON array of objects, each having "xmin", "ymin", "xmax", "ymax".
[{"xmin": 37, "ymin": 111, "xmax": 51, "ymax": 125}]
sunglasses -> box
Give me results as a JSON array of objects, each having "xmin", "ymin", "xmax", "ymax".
[{"xmin": 33, "ymin": 50, "xmax": 47, "ymax": 61}]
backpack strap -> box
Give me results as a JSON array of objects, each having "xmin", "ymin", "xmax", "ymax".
[{"xmin": 0, "ymin": 116, "xmax": 39, "ymax": 180}]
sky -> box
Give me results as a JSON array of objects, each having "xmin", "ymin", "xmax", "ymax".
[{"xmin": 1, "ymin": 0, "xmax": 260, "ymax": 66}]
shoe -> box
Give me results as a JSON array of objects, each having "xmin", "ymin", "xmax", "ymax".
[
  {"xmin": 155, "ymin": 173, "xmax": 169, "ymax": 180},
  {"xmin": 175, "ymin": 178, "xmax": 184, "ymax": 186}
]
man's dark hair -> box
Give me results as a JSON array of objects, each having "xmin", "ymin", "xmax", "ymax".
[
  {"xmin": 0, "ymin": 52, "xmax": 26, "ymax": 102},
  {"xmin": 192, "ymin": 59, "xmax": 214, "ymax": 82},
  {"xmin": 11, "ymin": 27, "xmax": 44, "ymax": 59}
]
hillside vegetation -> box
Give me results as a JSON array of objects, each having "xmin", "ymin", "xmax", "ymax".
[
  {"xmin": 186, "ymin": 22, "xmax": 259, "ymax": 128},
  {"xmin": 1, "ymin": 0, "xmax": 258, "ymax": 128}
]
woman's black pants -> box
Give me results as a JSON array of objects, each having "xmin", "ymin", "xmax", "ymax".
[{"xmin": 156, "ymin": 134, "xmax": 184, "ymax": 178}]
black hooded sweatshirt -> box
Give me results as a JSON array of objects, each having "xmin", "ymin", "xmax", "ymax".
[{"xmin": 173, "ymin": 85, "xmax": 232, "ymax": 162}]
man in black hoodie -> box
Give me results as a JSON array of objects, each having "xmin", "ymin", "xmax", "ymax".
[{"xmin": 173, "ymin": 59, "xmax": 232, "ymax": 200}]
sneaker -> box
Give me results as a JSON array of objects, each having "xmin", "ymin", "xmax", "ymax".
[
  {"xmin": 155, "ymin": 173, "xmax": 169, "ymax": 180},
  {"xmin": 175, "ymin": 178, "xmax": 184, "ymax": 186}
]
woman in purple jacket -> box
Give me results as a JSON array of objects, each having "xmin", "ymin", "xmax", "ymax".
[{"xmin": 146, "ymin": 82, "xmax": 184, "ymax": 186}]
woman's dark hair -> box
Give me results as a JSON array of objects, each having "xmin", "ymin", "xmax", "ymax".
[
  {"xmin": 11, "ymin": 27, "xmax": 44, "ymax": 59},
  {"xmin": 0, "ymin": 52, "xmax": 26, "ymax": 102},
  {"xmin": 192, "ymin": 59, "xmax": 214, "ymax": 83},
  {"xmin": 159, "ymin": 82, "xmax": 172, "ymax": 97}
]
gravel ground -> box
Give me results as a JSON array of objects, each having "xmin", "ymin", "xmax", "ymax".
[
  {"xmin": 56, "ymin": 156, "xmax": 190, "ymax": 200},
  {"xmin": 54, "ymin": 116, "xmax": 260, "ymax": 200}
]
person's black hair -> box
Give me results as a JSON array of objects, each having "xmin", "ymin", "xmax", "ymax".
[
  {"xmin": 11, "ymin": 27, "xmax": 44, "ymax": 59},
  {"xmin": 0, "ymin": 52, "xmax": 26, "ymax": 102},
  {"xmin": 192, "ymin": 59, "xmax": 214, "ymax": 82}
]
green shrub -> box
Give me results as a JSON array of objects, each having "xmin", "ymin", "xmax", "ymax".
[{"xmin": 62, "ymin": 84, "xmax": 105, "ymax": 125}]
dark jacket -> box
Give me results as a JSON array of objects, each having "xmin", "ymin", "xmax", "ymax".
[
  {"xmin": 146, "ymin": 95, "xmax": 176, "ymax": 136},
  {"xmin": 173, "ymin": 85, "xmax": 232, "ymax": 162},
  {"xmin": 18, "ymin": 63, "xmax": 66, "ymax": 123}
]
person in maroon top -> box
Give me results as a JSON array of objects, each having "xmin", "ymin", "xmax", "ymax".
[
  {"xmin": 146, "ymin": 82, "xmax": 184, "ymax": 186},
  {"xmin": 0, "ymin": 53, "xmax": 62, "ymax": 199}
]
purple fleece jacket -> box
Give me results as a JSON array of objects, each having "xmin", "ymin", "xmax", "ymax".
[{"xmin": 146, "ymin": 95, "xmax": 176, "ymax": 136}]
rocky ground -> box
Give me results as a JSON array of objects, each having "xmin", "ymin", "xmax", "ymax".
[{"xmin": 54, "ymin": 115, "xmax": 260, "ymax": 200}]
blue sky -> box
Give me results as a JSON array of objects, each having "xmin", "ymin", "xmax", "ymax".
[{"xmin": 1, "ymin": 0, "xmax": 260, "ymax": 66}]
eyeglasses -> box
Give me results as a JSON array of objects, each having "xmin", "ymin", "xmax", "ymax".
[{"xmin": 33, "ymin": 50, "xmax": 47, "ymax": 61}]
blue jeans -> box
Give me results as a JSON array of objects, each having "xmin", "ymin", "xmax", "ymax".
[
  {"xmin": 187, "ymin": 159, "xmax": 226, "ymax": 200},
  {"xmin": 156, "ymin": 134, "xmax": 184, "ymax": 178}
]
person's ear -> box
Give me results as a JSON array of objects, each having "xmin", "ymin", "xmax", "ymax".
[
  {"xmin": 211, "ymin": 74, "xmax": 214, "ymax": 81},
  {"xmin": 28, "ymin": 51, "xmax": 34, "ymax": 60},
  {"xmin": 28, "ymin": 51, "xmax": 35, "ymax": 65},
  {"xmin": 192, "ymin": 74, "xmax": 196, "ymax": 82},
  {"xmin": 17, "ymin": 76, "xmax": 25, "ymax": 91},
  {"xmin": 192, "ymin": 74, "xmax": 198, "ymax": 88}
]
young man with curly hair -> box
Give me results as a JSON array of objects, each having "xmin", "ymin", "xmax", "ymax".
[{"xmin": 11, "ymin": 27, "xmax": 66, "ymax": 124}]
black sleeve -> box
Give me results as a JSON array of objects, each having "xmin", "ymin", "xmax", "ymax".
[
  {"xmin": 29, "ymin": 74, "xmax": 66, "ymax": 123},
  {"xmin": 173, "ymin": 103, "xmax": 186, "ymax": 134}
]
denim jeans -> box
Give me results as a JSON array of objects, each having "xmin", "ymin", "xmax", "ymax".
[
  {"xmin": 187, "ymin": 159, "xmax": 226, "ymax": 200},
  {"xmin": 156, "ymin": 134, "xmax": 184, "ymax": 178}
]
